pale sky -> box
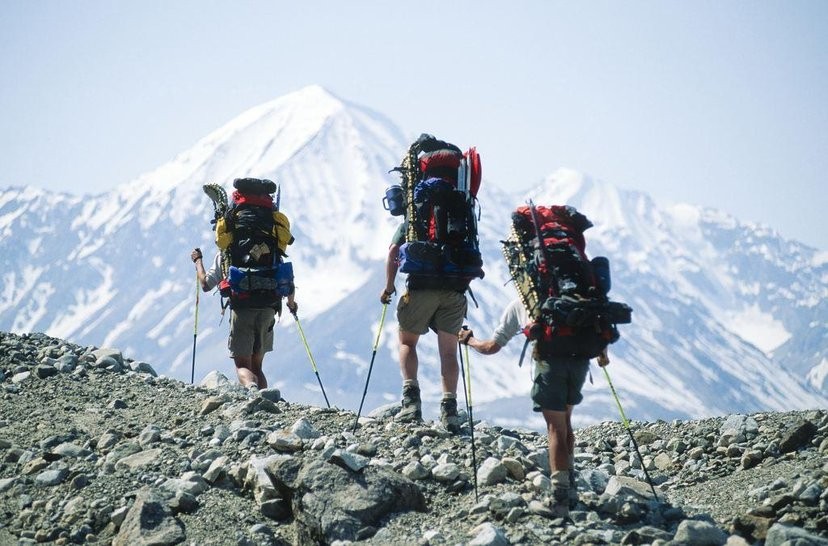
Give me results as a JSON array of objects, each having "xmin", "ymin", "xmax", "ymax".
[{"xmin": 1, "ymin": 1, "xmax": 826, "ymax": 249}]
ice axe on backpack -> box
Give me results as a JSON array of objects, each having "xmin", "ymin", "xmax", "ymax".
[
  {"xmin": 458, "ymin": 326, "xmax": 479, "ymax": 502},
  {"xmin": 352, "ymin": 302, "xmax": 388, "ymax": 433},
  {"xmin": 290, "ymin": 310, "xmax": 331, "ymax": 408},
  {"xmin": 599, "ymin": 352, "xmax": 659, "ymax": 501}
]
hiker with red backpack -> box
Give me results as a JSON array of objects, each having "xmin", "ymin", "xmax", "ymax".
[
  {"xmin": 459, "ymin": 202, "xmax": 631, "ymax": 518},
  {"xmin": 192, "ymin": 178, "xmax": 297, "ymax": 390},
  {"xmin": 380, "ymin": 134, "xmax": 484, "ymax": 433}
]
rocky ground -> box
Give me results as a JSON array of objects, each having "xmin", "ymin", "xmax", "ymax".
[{"xmin": 0, "ymin": 331, "xmax": 826, "ymax": 546}]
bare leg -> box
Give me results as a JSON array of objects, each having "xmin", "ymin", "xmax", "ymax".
[
  {"xmin": 542, "ymin": 408, "xmax": 571, "ymax": 472},
  {"xmin": 250, "ymin": 353, "xmax": 267, "ymax": 388},
  {"xmin": 399, "ymin": 330, "xmax": 420, "ymax": 381},
  {"xmin": 233, "ymin": 355, "xmax": 259, "ymax": 388},
  {"xmin": 436, "ymin": 329, "xmax": 459, "ymax": 395}
]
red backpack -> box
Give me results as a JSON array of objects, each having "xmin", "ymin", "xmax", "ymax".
[{"xmin": 503, "ymin": 202, "xmax": 632, "ymax": 358}]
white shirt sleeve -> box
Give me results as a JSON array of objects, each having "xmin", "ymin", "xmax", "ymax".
[
  {"xmin": 491, "ymin": 299, "xmax": 528, "ymax": 348},
  {"xmin": 203, "ymin": 254, "xmax": 222, "ymax": 291}
]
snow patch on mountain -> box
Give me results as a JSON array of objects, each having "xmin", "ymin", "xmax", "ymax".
[{"xmin": 726, "ymin": 304, "xmax": 791, "ymax": 354}]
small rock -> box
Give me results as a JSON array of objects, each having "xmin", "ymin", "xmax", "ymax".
[
  {"xmin": 113, "ymin": 488, "xmax": 184, "ymax": 546},
  {"xmin": 328, "ymin": 449, "xmax": 369, "ymax": 473},
  {"xmin": 290, "ymin": 418, "xmax": 321, "ymax": 440},
  {"xmin": 259, "ymin": 387, "xmax": 281, "ymax": 402},
  {"xmin": 778, "ymin": 420, "xmax": 818, "ymax": 453},
  {"xmin": 129, "ymin": 361, "xmax": 157, "ymax": 376},
  {"xmin": 468, "ymin": 522, "xmax": 509, "ymax": 546},
  {"xmin": 115, "ymin": 448, "xmax": 163, "ymax": 470},
  {"xmin": 402, "ymin": 461, "xmax": 429, "ymax": 481},
  {"xmin": 604, "ymin": 475, "xmax": 656, "ymax": 500},
  {"xmin": 200, "ymin": 370, "xmax": 231, "ymax": 389},
  {"xmin": 477, "ymin": 457, "xmax": 508, "ymax": 486},
  {"xmin": 11, "ymin": 371, "xmax": 31, "ymax": 384},
  {"xmin": 199, "ymin": 396, "xmax": 226, "ymax": 415},
  {"xmin": 35, "ymin": 468, "xmax": 69, "ymax": 487},
  {"xmin": 35, "ymin": 364, "xmax": 58, "ymax": 379},
  {"xmin": 431, "ymin": 462, "xmax": 460, "ymax": 482},
  {"xmin": 764, "ymin": 522, "xmax": 828, "ymax": 546},
  {"xmin": 267, "ymin": 430, "xmax": 303, "ymax": 453},
  {"xmin": 673, "ymin": 519, "xmax": 728, "ymax": 546}
]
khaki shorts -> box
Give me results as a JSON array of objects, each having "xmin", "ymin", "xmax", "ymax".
[
  {"xmin": 228, "ymin": 308, "xmax": 276, "ymax": 357},
  {"xmin": 397, "ymin": 289, "xmax": 467, "ymax": 335},
  {"xmin": 531, "ymin": 357, "xmax": 590, "ymax": 412}
]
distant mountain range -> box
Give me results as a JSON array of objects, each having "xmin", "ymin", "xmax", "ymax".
[{"xmin": 2, "ymin": 85, "xmax": 825, "ymax": 430}]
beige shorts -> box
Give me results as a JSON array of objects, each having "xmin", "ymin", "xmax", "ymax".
[
  {"xmin": 397, "ymin": 289, "xmax": 467, "ymax": 335},
  {"xmin": 228, "ymin": 308, "xmax": 276, "ymax": 357}
]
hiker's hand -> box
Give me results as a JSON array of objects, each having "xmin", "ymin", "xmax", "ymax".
[
  {"xmin": 597, "ymin": 349, "xmax": 610, "ymax": 367},
  {"xmin": 286, "ymin": 300, "xmax": 298, "ymax": 315},
  {"xmin": 380, "ymin": 287, "xmax": 395, "ymax": 304},
  {"xmin": 458, "ymin": 328, "xmax": 474, "ymax": 345},
  {"xmin": 191, "ymin": 248, "xmax": 203, "ymax": 263}
]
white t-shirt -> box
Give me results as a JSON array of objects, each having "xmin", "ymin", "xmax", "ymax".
[
  {"xmin": 491, "ymin": 298, "xmax": 530, "ymax": 348},
  {"xmin": 203, "ymin": 254, "xmax": 223, "ymax": 291}
]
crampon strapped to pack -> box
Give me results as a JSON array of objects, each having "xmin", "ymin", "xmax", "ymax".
[
  {"xmin": 501, "ymin": 200, "xmax": 632, "ymax": 359},
  {"xmin": 387, "ymin": 133, "xmax": 484, "ymax": 289},
  {"xmin": 202, "ymin": 178, "xmax": 295, "ymax": 310}
]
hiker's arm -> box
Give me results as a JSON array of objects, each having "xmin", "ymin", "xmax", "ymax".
[
  {"xmin": 286, "ymin": 290, "xmax": 297, "ymax": 314},
  {"xmin": 458, "ymin": 329, "xmax": 502, "ymax": 355},
  {"xmin": 381, "ymin": 243, "xmax": 399, "ymax": 303},
  {"xmin": 191, "ymin": 249, "xmax": 211, "ymax": 292}
]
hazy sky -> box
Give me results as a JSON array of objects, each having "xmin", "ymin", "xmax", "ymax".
[{"xmin": 2, "ymin": 1, "xmax": 826, "ymax": 249}]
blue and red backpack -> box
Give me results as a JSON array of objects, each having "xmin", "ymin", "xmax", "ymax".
[{"xmin": 388, "ymin": 134, "xmax": 484, "ymax": 289}]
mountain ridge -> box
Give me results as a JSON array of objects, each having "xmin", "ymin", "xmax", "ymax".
[{"xmin": 1, "ymin": 85, "xmax": 825, "ymax": 432}]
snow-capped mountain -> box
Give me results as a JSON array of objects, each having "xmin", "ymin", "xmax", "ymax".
[{"xmin": 1, "ymin": 85, "xmax": 825, "ymax": 430}]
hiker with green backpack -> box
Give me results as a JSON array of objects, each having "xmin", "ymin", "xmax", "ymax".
[
  {"xmin": 380, "ymin": 134, "xmax": 484, "ymax": 433},
  {"xmin": 192, "ymin": 178, "xmax": 298, "ymax": 391},
  {"xmin": 459, "ymin": 202, "xmax": 632, "ymax": 518}
]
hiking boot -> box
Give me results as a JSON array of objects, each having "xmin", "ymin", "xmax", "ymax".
[
  {"xmin": 548, "ymin": 470, "xmax": 571, "ymax": 518},
  {"xmin": 547, "ymin": 484, "xmax": 571, "ymax": 519},
  {"xmin": 396, "ymin": 384, "xmax": 422, "ymax": 423},
  {"xmin": 439, "ymin": 397, "xmax": 461, "ymax": 434}
]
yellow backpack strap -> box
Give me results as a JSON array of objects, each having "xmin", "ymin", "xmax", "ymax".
[{"xmin": 273, "ymin": 211, "xmax": 295, "ymax": 255}]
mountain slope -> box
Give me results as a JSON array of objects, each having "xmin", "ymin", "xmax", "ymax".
[{"xmin": 1, "ymin": 86, "xmax": 825, "ymax": 431}]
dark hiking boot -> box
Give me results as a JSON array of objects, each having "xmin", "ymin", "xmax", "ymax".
[
  {"xmin": 439, "ymin": 397, "xmax": 461, "ymax": 434},
  {"xmin": 396, "ymin": 384, "xmax": 422, "ymax": 423}
]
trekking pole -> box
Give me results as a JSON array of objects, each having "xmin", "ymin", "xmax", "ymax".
[
  {"xmin": 458, "ymin": 327, "xmax": 479, "ymax": 502},
  {"xmin": 191, "ymin": 270, "xmax": 200, "ymax": 384},
  {"xmin": 600, "ymin": 359, "xmax": 659, "ymax": 501},
  {"xmin": 291, "ymin": 311, "xmax": 331, "ymax": 408},
  {"xmin": 352, "ymin": 303, "xmax": 388, "ymax": 433}
]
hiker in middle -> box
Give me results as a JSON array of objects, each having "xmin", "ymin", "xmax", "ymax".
[{"xmin": 380, "ymin": 134, "xmax": 484, "ymax": 434}]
